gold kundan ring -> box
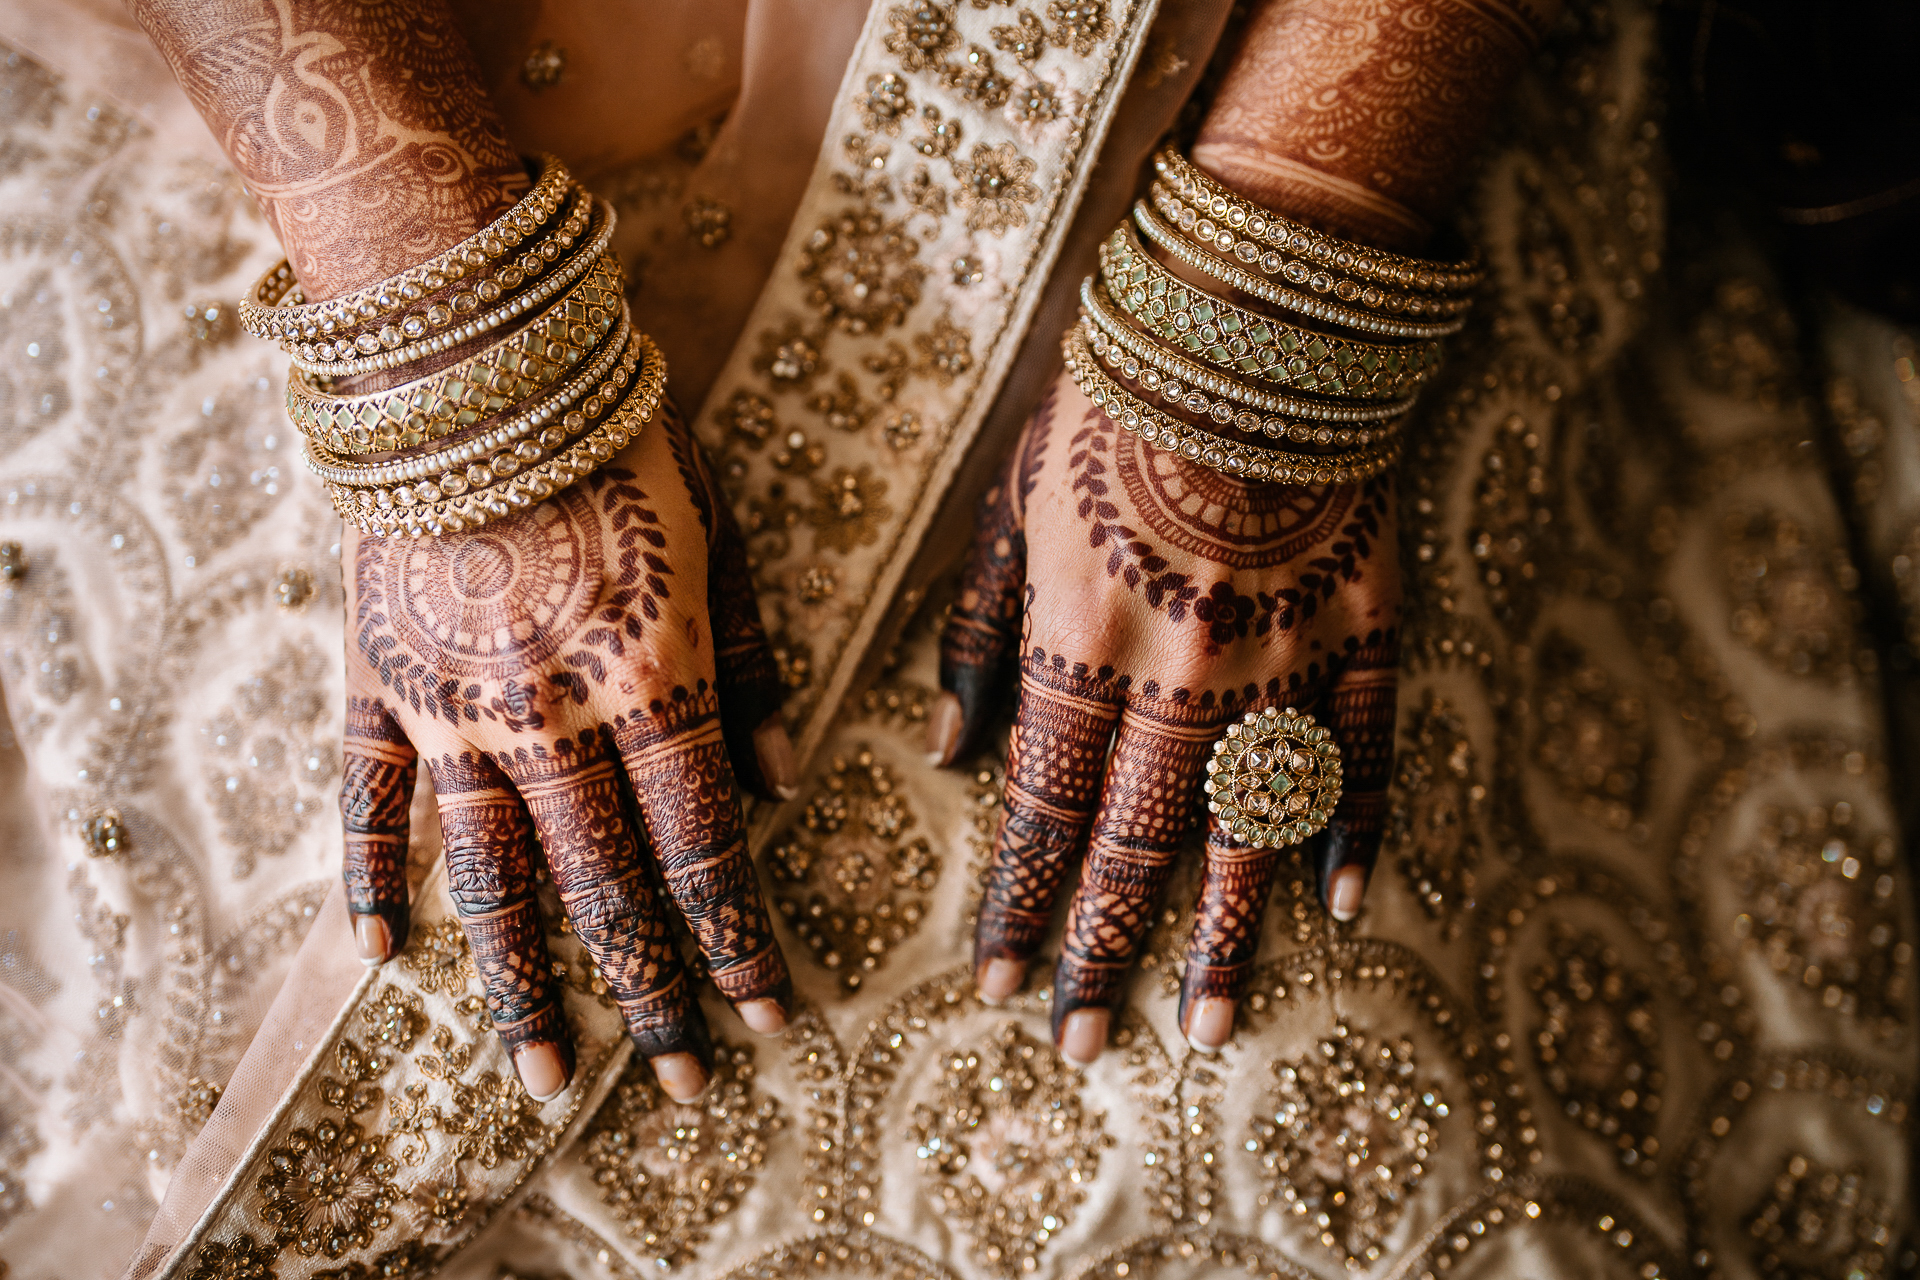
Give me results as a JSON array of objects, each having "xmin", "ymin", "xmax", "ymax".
[{"xmin": 1204, "ymin": 706, "xmax": 1343, "ymax": 847}]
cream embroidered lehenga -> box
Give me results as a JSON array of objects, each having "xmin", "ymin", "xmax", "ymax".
[{"xmin": 0, "ymin": 1, "xmax": 1911, "ymax": 1277}]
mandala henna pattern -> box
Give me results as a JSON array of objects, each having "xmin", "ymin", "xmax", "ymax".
[
  {"xmin": 340, "ymin": 696, "xmax": 417, "ymax": 950},
  {"xmin": 431, "ymin": 749, "xmax": 569, "ymax": 1059},
  {"xmin": 612, "ymin": 684, "xmax": 790, "ymax": 1010}
]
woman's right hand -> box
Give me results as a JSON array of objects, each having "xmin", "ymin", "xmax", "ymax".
[{"xmin": 340, "ymin": 400, "xmax": 794, "ymax": 1104}]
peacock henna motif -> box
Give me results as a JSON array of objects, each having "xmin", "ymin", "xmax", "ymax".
[
  {"xmin": 430, "ymin": 749, "xmax": 569, "ymax": 1059},
  {"xmin": 610, "ymin": 684, "xmax": 790, "ymax": 1011},
  {"xmin": 340, "ymin": 696, "xmax": 417, "ymax": 955},
  {"xmin": 128, "ymin": 0, "xmax": 529, "ymax": 299}
]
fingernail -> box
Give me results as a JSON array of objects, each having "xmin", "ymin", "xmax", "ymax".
[
  {"xmin": 1329, "ymin": 865, "xmax": 1367, "ymax": 922},
  {"xmin": 513, "ymin": 1042, "xmax": 569, "ymax": 1102},
  {"xmin": 754, "ymin": 718, "xmax": 799, "ymax": 801},
  {"xmin": 975, "ymin": 957, "xmax": 1024, "ymax": 1006},
  {"xmin": 651, "ymin": 1053, "xmax": 710, "ymax": 1103},
  {"xmin": 1185, "ymin": 997, "xmax": 1234, "ymax": 1054},
  {"xmin": 737, "ymin": 999, "xmax": 787, "ymax": 1037},
  {"xmin": 1058, "ymin": 1008, "xmax": 1109, "ymax": 1067},
  {"xmin": 926, "ymin": 692, "xmax": 963, "ymax": 766},
  {"xmin": 354, "ymin": 915, "xmax": 390, "ymax": 967}
]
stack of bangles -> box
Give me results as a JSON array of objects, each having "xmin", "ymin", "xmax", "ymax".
[
  {"xmin": 1062, "ymin": 146, "xmax": 1482, "ymax": 485},
  {"xmin": 237, "ymin": 153, "xmax": 664, "ymax": 537}
]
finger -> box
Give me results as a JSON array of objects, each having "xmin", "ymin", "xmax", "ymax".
[
  {"xmin": 340, "ymin": 696, "xmax": 417, "ymax": 965},
  {"xmin": 429, "ymin": 749, "xmax": 573, "ymax": 1101},
  {"xmin": 973, "ymin": 657, "xmax": 1121, "ymax": 1004},
  {"xmin": 704, "ymin": 451, "xmax": 792, "ymax": 801},
  {"xmin": 506, "ymin": 727, "xmax": 714, "ymax": 1101},
  {"xmin": 934, "ymin": 464, "xmax": 1028, "ymax": 767},
  {"xmin": 1179, "ymin": 823, "xmax": 1286, "ymax": 1053},
  {"xmin": 1315, "ymin": 629, "xmax": 1400, "ymax": 921},
  {"xmin": 1052, "ymin": 705, "xmax": 1215, "ymax": 1065},
  {"xmin": 613, "ymin": 682, "xmax": 792, "ymax": 1036}
]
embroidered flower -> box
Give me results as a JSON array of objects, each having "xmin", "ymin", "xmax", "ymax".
[
  {"xmin": 885, "ymin": 2, "xmax": 960, "ymax": 71},
  {"xmin": 797, "ymin": 204, "xmax": 927, "ymax": 335},
  {"xmin": 258, "ymin": 1116, "xmax": 399, "ymax": 1258},
  {"xmin": 950, "ymin": 142, "xmax": 1041, "ymax": 236},
  {"xmin": 1046, "ymin": 0, "xmax": 1113, "ymax": 54},
  {"xmin": 854, "ymin": 72, "xmax": 915, "ymax": 135},
  {"xmin": 809, "ymin": 466, "xmax": 893, "ymax": 554},
  {"xmin": 400, "ymin": 918, "xmax": 475, "ymax": 996}
]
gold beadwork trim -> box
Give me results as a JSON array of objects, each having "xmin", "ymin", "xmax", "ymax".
[{"xmin": 1063, "ymin": 322, "xmax": 1401, "ymax": 484}]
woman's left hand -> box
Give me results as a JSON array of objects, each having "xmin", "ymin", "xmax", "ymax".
[{"xmin": 930, "ymin": 370, "xmax": 1401, "ymax": 1063}]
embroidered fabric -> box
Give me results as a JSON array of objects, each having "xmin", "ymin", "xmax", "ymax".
[{"xmin": 0, "ymin": 1, "xmax": 1910, "ymax": 1278}]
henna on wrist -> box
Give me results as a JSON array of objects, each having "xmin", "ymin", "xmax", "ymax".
[
  {"xmin": 129, "ymin": 0, "xmax": 527, "ymax": 300},
  {"xmin": 1193, "ymin": 0, "xmax": 1560, "ymax": 251}
]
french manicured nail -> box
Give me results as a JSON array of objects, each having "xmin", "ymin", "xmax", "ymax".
[
  {"xmin": 926, "ymin": 692, "xmax": 963, "ymax": 766},
  {"xmin": 513, "ymin": 1042, "xmax": 569, "ymax": 1102},
  {"xmin": 1185, "ymin": 997, "xmax": 1234, "ymax": 1054},
  {"xmin": 354, "ymin": 915, "xmax": 390, "ymax": 967},
  {"xmin": 976, "ymin": 957, "xmax": 1025, "ymax": 1005},
  {"xmin": 1329, "ymin": 865, "xmax": 1367, "ymax": 922},
  {"xmin": 738, "ymin": 999, "xmax": 788, "ymax": 1036},
  {"xmin": 754, "ymin": 718, "xmax": 799, "ymax": 801},
  {"xmin": 1058, "ymin": 1008, "xmax": 1109, "ymax": 1067},
  {"xmin": 651, "ymin": 1053, "xmax": 710, "ymax": 1103}
]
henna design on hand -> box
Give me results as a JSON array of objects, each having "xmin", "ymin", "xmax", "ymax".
[
  {"xmin": 612, "ymin": 684, "xmax": 790, "ymax": 1011},
  {"xmin": 129, "ymin": 0, "xmax": 527, "ymax": 298},
  {"xmin": 340, "ymin": 696, "xmax": 417, "ymax": 956},
  {"xmin": 1313, "ymin": 626, "xmax": 1401, "ymax": 905},
  {"xmin": 974, "ymin": 655, "xmax": 1124, "ymax": 970},
  {"xmin": 430, "ymin": 749, "xmax": 568, "ymax": 1061},
  {"xmin": 1051, "ymin": 697, "xmax": 1217, "ymax": 1026},
  {"xmin": 500, "ymin": 727, "xmax": 709, "ymax": 1064}
]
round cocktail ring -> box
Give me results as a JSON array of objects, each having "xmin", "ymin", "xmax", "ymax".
[{"xmin": 1203, "ymin": 706, "xmax": 1343, "ymax": 848}]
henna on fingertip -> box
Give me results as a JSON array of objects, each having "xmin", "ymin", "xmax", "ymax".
[
  {"xmin": 1314, "ymin": 628, "xmax": 1399, "ymax": 918},
  {"xmin": 341, "ymin": 697, "xmax": 417, "ymax": 962},
  {"xmin": 1179, "ymin": 831, "xmax": 1286, "ymax": 1038}
]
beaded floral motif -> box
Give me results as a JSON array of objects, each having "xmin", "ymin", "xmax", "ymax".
[
  {"xmin": 580, "ymin": 1042, "xmax": 784, "ymax": 1267},
  {"xmin": 201, "ymin": 637, "xmax": 336, "ymax": 880},
  {"xmin": 1733, "ymin": 804, "xmax": 1908, "ymax": 1036},
  {"xmin": 400, "ymin": 919, "xmax": 476, "ymax": 997},
  {"xmin": 1386, "ymin": 692, "xmax": 1485, "ymax": 937},
  {"xmin": 1530, "ymin": 631, "xmax": 1651, "ymax": 832},
  {"xmin": 257, "ymin": 1116, "xmax": 399, "ymax": 1258},
  {"xmin": 798, "ymin": 205, "xmax": 927, "ymax": 335},
  {"xmin": 1721, "ymin": 509, "xmax": 1866, "ymax": 682},
  {"xmin": 1249, "ymin": 1022, "xmax": 1445, "ymax": 1267},
  {"xmin": 1529, "ymin": 926, "xmax": 1664, "ymax": 1175},
  {"xmin": 1744, "ymin": 1153, "xmax": 1896, "ymax": 1280},
  {"xmin": 767, "ymin": 747, "xmax": 940, "ymax": 990},
  {"xmin": 911, "ymin": 1021, "xmax": 1111, "ymax": 1276}
]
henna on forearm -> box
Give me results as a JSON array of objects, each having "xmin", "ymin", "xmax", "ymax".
[
  {"xmin": 340, "ymin": 696, "xmax": 417, "ymax": 960},
  {"xmin": 128, "ymin": 0, "xmax": 526, "ymax": 299},
  {"xmin": 1193, "ymin": 0, "xmax": 1561, "ymax": 250}
]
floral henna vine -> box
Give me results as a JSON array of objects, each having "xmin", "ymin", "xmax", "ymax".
[
  {"xmin": 430, "ymin": 749, "xmax": 570, "ymax": 1062},
  {"xmin": 340, "ymin": 696, "xmax": 417, "ymax": 956}
]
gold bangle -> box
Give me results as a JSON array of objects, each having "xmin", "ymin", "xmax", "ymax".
[
  {"xmin": 1148, "ymin": 184, "xmax": 1477, "ymax": 325},
  {"xmin": 287, "ymin": 250, "xmax": 624, "ymax": 454},
  {"xmin": 1063, "ymin": 322, "xmax": 1401, "ymax": 485},
  {"xmin": 329, "ymin": 330, "xmax": 668, "ymax": 538},
  {"xmin": 289, "ymin": 200, "xmax": 617, "ymax": 379},
  {"xmin": 1134, "ymin": 198, "xmax": 1467, "ymax": 339},
  {"xmin": 263, "ymin": 187, "xmax": 593, "ymax": 361},
  {"xmin": 1100, "ymin": 227, "xmax": 1442, "ymax": 401},
  {"xmin": 240, "ymin": 154, "xmax": 575, "ymax": 344},
  {"xmin": 1154, "ymin": 148, "xmax": 1482, "ymax": 295},
  {"xmin": 1079, "ymin": 277, "xmax": 1413, "ymax": 437},
  {"xmin": 1081, "ymin": 296, "xmax": 1402, "ymax": 450},
  {"xmin": 305, "ymin": 320, "xmax": 640, "ymax": 488}
]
